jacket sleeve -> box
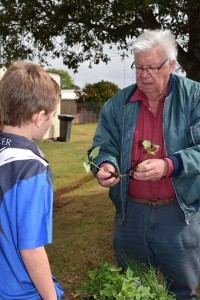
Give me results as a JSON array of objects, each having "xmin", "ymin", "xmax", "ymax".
[
  {"xmin": 88, "ymin": 97, "xmax": 121, "ymax": 174},
  {"xmin": 171, "ymin": 87, "xmax": 200, "ymax": 178}
]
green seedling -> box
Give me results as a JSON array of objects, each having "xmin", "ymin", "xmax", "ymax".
[
  {"xmin": 80, "ymin": 146, "xmax": 120, "ymax": 178},
  {"xmin": 142, "ymin": 140, "xmax": 160, "ymax": 160},
  {"xmin": 81, "ymin": 140, "xmax": 160, "ymax": 179},
  {"xmin": 80, "ymin": 146, "xmax": 101, "ymax": 173},
  {"xmin": 129, "ymin": 140, "xmax": 160, "ymax": 176}
]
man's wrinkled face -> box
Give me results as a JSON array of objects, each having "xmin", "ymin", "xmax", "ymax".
[{"xmin": 134, "ymin": 46, "xmax": 175, "ymax": 97}]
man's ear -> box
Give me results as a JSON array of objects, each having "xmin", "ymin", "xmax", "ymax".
[{"xmin": 33, "ymin": 110, "xmax": 46, "ymax": 128}]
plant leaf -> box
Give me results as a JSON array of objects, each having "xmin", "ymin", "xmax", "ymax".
[
  {"xmin": 89, "ymin": 146, "xmax": 100, "ymax": 159},
  {"xmin": 142, "ymin": 140, "xmax": 151, "ymax": 150},
  {"xmin": 147, "ymin": 151, "xmax": 156, "ymax": 155},
  {"xmin": 83, "ymin": 162, "xmax": 91, "ymax": 173},
  {"xmin": 88, "ymin": 270, "xmax": 97, "ymax": 280},
  {"xmin": 100, "ymin": 286, "xmax": 114, "ymax": 296},
  {"xmin": 152, "ymin": 143, "xmax": 160, "ymax": 153}
]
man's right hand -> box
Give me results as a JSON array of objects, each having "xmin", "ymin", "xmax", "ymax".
[{"xmin": 96, "ymin": 163, "xmax": 120, "ymax": 188}]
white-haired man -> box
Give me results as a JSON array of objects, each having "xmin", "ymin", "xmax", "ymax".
[{"xmin": 89, "ymin": 29, "xmax": 200, "ymax": 299}]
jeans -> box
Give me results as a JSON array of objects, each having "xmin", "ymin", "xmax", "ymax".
[{"xmin": 113, "ymin": 197, "xmax": 200, "ymax": 300}]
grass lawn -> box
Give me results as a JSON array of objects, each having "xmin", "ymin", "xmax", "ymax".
[{"xmin": 37, "ymin": 123, "xmax": 116, "ymax": 299}]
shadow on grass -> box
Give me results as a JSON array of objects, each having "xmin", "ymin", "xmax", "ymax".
[{"xmin": 54, "ymin": 174, "xmax": 94, "ymax": 201}]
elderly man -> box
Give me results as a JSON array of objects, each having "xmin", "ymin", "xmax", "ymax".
[{"xmin": 89, "ymin": 29, "xmax": 200, "ymax": 299}]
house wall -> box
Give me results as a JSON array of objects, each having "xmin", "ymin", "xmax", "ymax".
[
  {"xmin": 43, "ymin": 72, "xmax": 61, "ymax": 140},
  {"xmin": 60, "ymin": 89, "xmax": 99, "ymax": 124},
  {"xmin": 61, "ymin": 90, "xmax": 77, "ymax": 115},
  {"xmin": 61, "ymin": 99, "xmax": 77, "ymax": 115}
]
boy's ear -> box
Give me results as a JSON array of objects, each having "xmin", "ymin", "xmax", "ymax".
[{"xmin": 33, "ymin": 110, "xmax": 46, "ymax": 127}]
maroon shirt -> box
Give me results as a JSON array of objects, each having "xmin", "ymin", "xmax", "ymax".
[{"xmin": 128, "ymin": 88, "xmax": 175, "ymax": 200}]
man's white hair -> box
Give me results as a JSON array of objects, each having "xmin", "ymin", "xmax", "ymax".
[{"xmin": 133, "ymin": 29, "xmax": 178, "ymax": 61}]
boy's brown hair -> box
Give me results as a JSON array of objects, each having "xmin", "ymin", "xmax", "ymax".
[{"xmin": 0, "ymin": 61, "xmax": 61, "ymax": 127}]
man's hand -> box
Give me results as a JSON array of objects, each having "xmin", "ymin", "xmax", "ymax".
[
  {"xmin": 133, "ymin": 159, "xmax": 168, "ymax": 181},
  {"xmin": 96, "ymin": 163, "xmax": 120, "ymax": 188}
]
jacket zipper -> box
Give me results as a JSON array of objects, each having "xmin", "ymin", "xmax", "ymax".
[{"xmin": 118, "ymin": 109, "xmax": 126, "ymax": 225}]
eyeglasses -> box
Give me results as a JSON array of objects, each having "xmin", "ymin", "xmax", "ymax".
[{"xmin": 131, "ymin": 58, "xmax": 169, "ymax": 74}]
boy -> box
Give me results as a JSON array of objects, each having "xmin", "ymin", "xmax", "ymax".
[{"xmin": 0, "ymin": 61, "xmax": 64, "ymax": 299}]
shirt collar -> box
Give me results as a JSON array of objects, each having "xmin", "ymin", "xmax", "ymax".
[
  {"xmin": 0, "ymin": 132, "xmax": 42, "ymax": 158},
  {"xmin": 129, "ymin": 88, "xmax": 146, "ymax": 102}
]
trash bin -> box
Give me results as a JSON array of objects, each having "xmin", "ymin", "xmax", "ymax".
[{"xmin": 58, "ymin": 114, "xmax": 74, "ymax": 142}]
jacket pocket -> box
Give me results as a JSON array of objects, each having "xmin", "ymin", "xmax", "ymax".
[{"xmin": 190, "ymin": 124, "xmax": 200, "ymax": 145}]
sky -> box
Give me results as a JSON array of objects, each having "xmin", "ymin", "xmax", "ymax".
[
  {"xmin": 46, "ymin": 48, "xmax": 136, "ymax": 90},
  {"xmin": 44, "ymin": 45, "xmax": 184, "ymax": 90}
]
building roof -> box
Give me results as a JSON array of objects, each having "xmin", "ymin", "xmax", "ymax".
[{"xmin": 61, "ymin": 89, "xmax": 77, "ymax": 100}]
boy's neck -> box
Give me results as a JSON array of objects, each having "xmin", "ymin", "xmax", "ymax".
[{"xmin": 3, "ymin": 125, "xmax": 33, "ymax": 141}]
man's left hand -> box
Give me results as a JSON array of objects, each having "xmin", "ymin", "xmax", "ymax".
[{"xmin": 133, "ymin": 159, "xmax": 168, "ymax": 181}]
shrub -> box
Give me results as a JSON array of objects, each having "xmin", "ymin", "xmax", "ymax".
[{"xmin": 77, "ymin": 261, "xmax": 175, "ymax": 300}]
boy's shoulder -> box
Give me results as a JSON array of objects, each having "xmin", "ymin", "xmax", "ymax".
[
  {"xmin": 0, "ymin": 133, "xmax": 49, "ymax": 184},
  {"xmin": 0, "ymin": 147, "xmax": 48, "ymax": 167},
  {"xmin": 0, "ymin": 146, "xmax": 51, "ymax": 195},
  {"xmin": 0, "ymin": 132, "xmax": 47, "ymax": 166}
]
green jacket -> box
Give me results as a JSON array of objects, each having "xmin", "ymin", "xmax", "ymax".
[{"xmin": 90, "ymin": 74, "xmax": 200, "ymax": 224}]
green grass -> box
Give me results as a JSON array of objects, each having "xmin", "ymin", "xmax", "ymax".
[
  {"xmin": 38, "ymin": 124, "xmax": 97, "ymax": 190},
  {"xmin": 37, "ymin": 123, "xmax": 116, "ymax": 299}
]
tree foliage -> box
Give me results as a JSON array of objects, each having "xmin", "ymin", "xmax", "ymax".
[
  {"xmin": 47, "ymin": 68, "xmax": 77, "ymax": 89},
  {"xmin": 76, "ymin": 80, "xmax": 120, "ymax": 113},
  {"xmin": 0, "ymin": 0, "xmax": 200, "ymax": 80}
]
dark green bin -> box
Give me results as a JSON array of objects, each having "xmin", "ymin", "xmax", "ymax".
[{"xmin": 58, "ymin": 114, "xmax": 74, "ymax": 142}]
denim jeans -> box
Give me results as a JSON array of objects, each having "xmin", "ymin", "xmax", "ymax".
[{"xmin": 113, "ymin": 197, "xmax": 200, "ymax": 300}]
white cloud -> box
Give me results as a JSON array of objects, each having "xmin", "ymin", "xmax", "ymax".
[{"xmin": 46, "ymin": 49, "xmax": 136, "ymax": 89}]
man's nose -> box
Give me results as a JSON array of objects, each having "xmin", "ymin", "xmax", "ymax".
[{"xmin": 140, "ymin": 69, "xmax": 149, "ymax": 77}]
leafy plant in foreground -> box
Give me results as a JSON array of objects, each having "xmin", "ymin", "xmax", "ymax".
[
  {"xmin": 77, "ymin": 262, "xmax": 175, "ymax": 300},
  {"xmin": 81, "ymin": 140, "xmax": 160, "ymax": 178}
]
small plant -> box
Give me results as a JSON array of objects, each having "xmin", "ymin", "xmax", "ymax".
[
  {"xmin": 80, "ymin": 146, "xmax": 120, "ymax": 178},
  {"xmin": 140, "ymin": 140, "xmax": 160, "ymax": 160},
  {"xmin": 76, "ymin": 261, "xmax": 175, "ymax": 300},
  {"xmin": 81, "ymin": 140, "xmax": 160, "ymax": 178},
  {"xmin": 80, "ymin": 146, "xmax": 101, "ymax": 174},
  {"xmin": 129, "ymin": 140, "xmax": 160, "ymax": 177}
]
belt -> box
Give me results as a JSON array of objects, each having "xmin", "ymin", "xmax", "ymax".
[{"xmin": 130, "ymin": 197, "xmax": 177, "ymax": 207}]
